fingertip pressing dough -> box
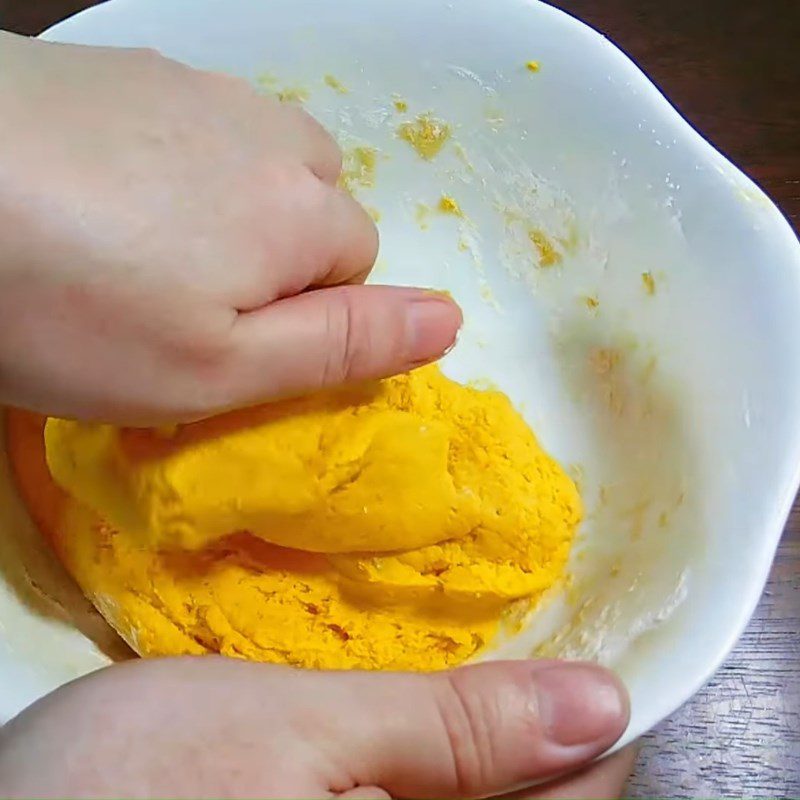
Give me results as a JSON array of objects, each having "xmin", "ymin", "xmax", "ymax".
[{"xmin": 11, "ymin": 365, "xmax": 581, "ymax": 671}]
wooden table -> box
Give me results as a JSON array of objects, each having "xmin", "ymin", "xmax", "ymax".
[{"xmin": 2, "ymin": 1, "xmax": 798, "ymax": 796}]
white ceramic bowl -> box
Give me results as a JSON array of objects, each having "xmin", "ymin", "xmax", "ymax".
[{"xmin": 1, "ymin": 0, "xmax": 799, "ymax": 751}]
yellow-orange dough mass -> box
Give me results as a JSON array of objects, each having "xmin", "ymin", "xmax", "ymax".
[{"xmin": 8, "ymin": 365, "xmax": 581, "ymax": 671}]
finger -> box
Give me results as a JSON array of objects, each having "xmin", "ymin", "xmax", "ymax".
[
  {"xmin": 260, "ymin": 181, "xmax": 378, "ymax": 297},
  {"xmin": 287, "ymin": 104, "xmax": 343, "ymax": 185},
  {"xmin": 208, "ymin": 70, "xmax": 342, "ymax": 186},
  {"xmin": 505, "ymin": 745, "xmax": 638, "ymax": 799},
  {"xmin": 293, "ymin": 660, "xmax": 630, "ymax": 799},
  {"xmin": 253, "ymin": 94, "xmax": 343, "ymax": 186},
  {"xmin": 310, "ymin": 185, "xmax": 379, "ymax": 287},
  {"xmin": 222, "ymin": 285, "xmax": 461, "ymax": 405}
]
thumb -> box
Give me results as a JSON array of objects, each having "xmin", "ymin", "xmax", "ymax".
[
  {"xmin": 302, "ymin": 660, "xmax": 630, "ymax": 799},
  {"xmin": 222, "ymin": 284, "xmax": 462, "ymax": 404}
]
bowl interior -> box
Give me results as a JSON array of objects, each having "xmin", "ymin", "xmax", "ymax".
[{"xmin": 1, "ymin": 0, "xmax": 799, "ymax": 744}]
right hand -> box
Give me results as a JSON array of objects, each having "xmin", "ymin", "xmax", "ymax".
[
  {"xmin": 0, "ymin": 656, "xmax": 632, "ymax": 799},
  {"xmin": 0, "ymin": 33, "xmax": 461, "ymax": 425}
]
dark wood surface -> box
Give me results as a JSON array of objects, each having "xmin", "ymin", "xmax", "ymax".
[{"xmin": 2, "ymin": 1, "xmax": 798, "ymax": 797}]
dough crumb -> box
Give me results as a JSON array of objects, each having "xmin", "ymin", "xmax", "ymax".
[{"xmin": 398, "ymin": 114, "xmax": 451, "ymax": 160}]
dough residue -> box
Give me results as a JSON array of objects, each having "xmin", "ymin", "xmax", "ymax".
[{"xmin": 397, "ymin": 113, "xmax": 452, "ymax": 160}]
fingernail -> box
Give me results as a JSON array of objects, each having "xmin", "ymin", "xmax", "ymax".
[
  {"xmin": 533, "ymin": 663, "xmax": 629, "ymax": 747},
  {"xmin": 422, "ymin": 288, "xmax": 454, "ymax": 301},
  {"xmin": 407, "ymin": 296, "xmax": 463, "ymax": 364}
]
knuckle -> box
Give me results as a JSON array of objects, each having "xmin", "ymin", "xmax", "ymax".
[
  {"xmin": 356, "ymin": 197, "xmax": 380, "ymax": 259},
  {"xmin": 433, "ymin": 672, "xmax": 499, "ymax": 796},
  {"xmin": 129, "ymin": 46, "xmax": 162, "ymax": 60},
  {"xmin": 294, "ymin": 107, "xmax": 342, "ymax": 180},
  {"xmin": 261, "ymin": 158, "xmax": 321, "ymax": 201},
  {"xmin": 314, "ymin": 124, "xmax": 343, "ymax": 176},
  {"xmin": 126, "ymin": 47, "xmax": 193, "ymax": 86},
  {"xmin": 325, "ymin": 139, "xmax": 344, "ymax": 182},
  {"xmin": 127, "ymin": 46, "xmax": 170, "ymax": 71},
  {"xmin": 322, "ymin": 292, "xmax": 370, "ymax": 386},
  {"xmin": 205, "ymin": 69, "xmax": 255, "ymax": 101}
]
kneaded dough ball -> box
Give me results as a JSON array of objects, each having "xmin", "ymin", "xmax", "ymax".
[{"xmin": 24, "ymin": 366, "xmax": 581, "ymax": 671}]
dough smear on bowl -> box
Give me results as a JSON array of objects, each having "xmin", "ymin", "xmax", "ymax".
[{"xmin": 8, "ymin": 365, "xmax": 580, "ymax": 670}]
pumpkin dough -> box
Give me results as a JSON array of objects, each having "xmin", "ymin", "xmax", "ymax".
[{"xmin": 9, "ymin": 365, "xmax": 580, "ymax": 671}]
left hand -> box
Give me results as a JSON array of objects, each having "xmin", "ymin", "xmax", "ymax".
[{"xmin": 0, "ymin": 656, "xmax": 632, "ymax": 798}]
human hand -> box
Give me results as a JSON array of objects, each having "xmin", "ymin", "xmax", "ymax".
[
  {"xmin": 0, "ymin": 34, "xmax": 460, "ymax": 424},
  {"xmin": 0, "ymin": 656, "xmax": 631, "ymax": 799}
]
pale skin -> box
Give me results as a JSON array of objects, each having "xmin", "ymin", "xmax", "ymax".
[{"xmin": 0, "ymin": 33, "xmax": 635, "ymax": 798}]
